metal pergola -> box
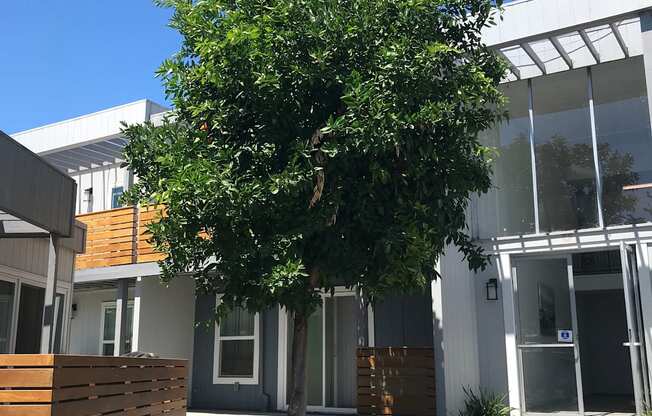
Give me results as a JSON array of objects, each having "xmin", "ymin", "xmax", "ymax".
[{"xmin": 492, "ymin": 14, "xmax": 641, "ymax": 82}]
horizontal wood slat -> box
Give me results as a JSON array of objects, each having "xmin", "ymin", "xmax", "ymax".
[
  {"xmin": 0, "ymin": 354, "xmax": 187, "ymax": 416},
  {"xmin": 136, "ymin": 205, "xmax": 166, "ymax": 263},
  {"xmin": 76, "ymin": 206, "xmax": 137, "ymax": 270},
  {"xmin": 358, "ymin": 347, "xmax": 436, "ymax": 416}
]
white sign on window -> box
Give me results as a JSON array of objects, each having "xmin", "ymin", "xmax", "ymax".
[{"xmin": 558, "ymin": 329, "xmax": 573, "ymax": 343}]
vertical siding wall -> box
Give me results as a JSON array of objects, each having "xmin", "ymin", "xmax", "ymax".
[
  {"xmin": 191, "ymin": 294, "xmax": 278, "ymax": 412},
  {"xmin": 474, "ymin": 260, "xmax": 509, "ymax": 396},
  {"xmin": 73, "ymin": 164, "xmax": 129, "ymax": 214},
  {"xmin": 69, "ymin": 288, "xmax": 135, "ymax": 355},
  {"xmin": 437, "ymin": 246, "xmax": 481, "ymax": 414},
  {"xmin": 0, "ymin": 238, "xmax": 74, "ymax": 284}
]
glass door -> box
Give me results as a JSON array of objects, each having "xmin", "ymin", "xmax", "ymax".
[
  {"xmin": 620, "ymin": 243, "xmax": 651, "ymax": 414},
  {"xmin": 513, "ymin": 256, "xmax": 584, "ymax": 414}
]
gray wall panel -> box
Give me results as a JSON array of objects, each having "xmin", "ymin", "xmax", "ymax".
[
  {"xmin": 191, "ymin": 294, "xmax": 278, "ymax": 412},
  {"xmin": 374, "ymin": 292, "xmax": 434, "ymax": 347}
]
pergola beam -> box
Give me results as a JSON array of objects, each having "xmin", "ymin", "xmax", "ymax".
[
  {"xmin": 495, "ymin": 49, "xmax": 521, "ymax": 79},
  {"xmin": 579, "ymin": 29, "xmax": 601, "ymax": 64},
  {"xmin": 610, "ymin": 22, "xmax": 630, "ymax": 58},
  {"xmin": 549, "ymin": 36, "xmax": 573, "ymax": 69},
  {"xmin": 520, "ymin": 42, "xmax": 547, "ymax": 75}
]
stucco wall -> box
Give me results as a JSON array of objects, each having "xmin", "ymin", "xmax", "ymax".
[{"xmin": 69, "ymin": 288, "xmax": 135, "ymax": 355}]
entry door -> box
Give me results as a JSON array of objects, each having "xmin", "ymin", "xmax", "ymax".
[
  {"xmin": 513, "ymin": 256, "xmax": 584, "ymax": 414},
  {"xmin": 620, "ymin": 243, "xmax": 651, "ymax": 414}
]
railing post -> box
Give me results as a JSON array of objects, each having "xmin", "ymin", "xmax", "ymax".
[
  {"xmin": 40, "ymin": 234, "xmax": 59, "ymax": 353},
  {"xmin": 114, "ymin": 279, "xmax": 129, "ymax": 356}
]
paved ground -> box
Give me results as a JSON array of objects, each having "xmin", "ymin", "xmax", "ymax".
[{"xmin": 188, "ymin": 412, "xmax": 286, "ymax": 416}]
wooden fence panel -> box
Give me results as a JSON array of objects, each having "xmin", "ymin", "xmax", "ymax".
[
  {"xmin": 358, "ymin": 347, "xmax": 436, "ymax": 416},
  {"xmin": 0, "ymin": 354, "xmax": 187, "ymax": 416}
]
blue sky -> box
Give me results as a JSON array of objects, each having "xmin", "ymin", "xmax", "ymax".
[{"xmin": 0, "ymin": 1, "xmax": 180, "ymax": 134}]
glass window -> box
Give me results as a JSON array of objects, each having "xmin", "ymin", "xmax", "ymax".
[
  {"xmin": 100, "ymin": 302, "xmax": 134, "ymax": 355},
  {"xmin": 478, "ymin": 80, "xmax": 535, "ymax": 237},
  {"xmin": 15, "ymin": 284, "xmax": 45, "ymax": 354},
  {"xmin": 111, "ymin": 186, "xmax": 124, "ymax": 209},
  {"xmin": 214, "ymin": 303, "xmax": 259, "ymax": 382},
  {"xmin": 533, "ymin": 69, "xmax": 598, "ymax": 231},
  {"xmin": 0, "ymin": 280, "xmax": 15, "ymax": 353},
  {"xmin": 592, "ymin": 57, "xmax": 652, "ymax": 226}
]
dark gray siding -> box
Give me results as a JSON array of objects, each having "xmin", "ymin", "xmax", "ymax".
[
  {"xmin": 191, "ymin": 294, "xmax": 278, "ymax": 411},
  {"xmin": 374, "ymin": 292, "xmax": 434, "ymax": 347}
]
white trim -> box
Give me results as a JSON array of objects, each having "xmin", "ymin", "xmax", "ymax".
[
  {"xmin": 498, "ymin": 253, "xmax": 521, "ymax": 415},
  {"xmin": 131, "ymin": 277, "xmax": 142, "ymax": 352},
  {"xmin": 212, "ymin": 296, "xmax": 260, "ymax": 385}
]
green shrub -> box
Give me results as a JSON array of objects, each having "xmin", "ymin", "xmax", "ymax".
[{"xmin": 459, "ymin": 387, "xmax": 511, "ymax": 416}]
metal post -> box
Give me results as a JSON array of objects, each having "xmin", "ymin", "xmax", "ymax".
[
  {"xmin": 114, "ymin": 279, "xmax": 129, "ymax": 356},
  {"xmin": 40, "ymin": 234, "xmax": 59, "ymax": 353}
]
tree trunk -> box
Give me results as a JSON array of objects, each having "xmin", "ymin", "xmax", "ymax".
[{"xmin": 288, "ymin": 311, "xmax": 309, "ymax": 416}]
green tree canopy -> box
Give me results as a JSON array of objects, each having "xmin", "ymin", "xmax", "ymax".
[{"xmin": 123, "ymin": 0, "xmax": 506, "ymax": 414}]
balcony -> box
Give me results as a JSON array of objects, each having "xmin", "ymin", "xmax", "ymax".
[{"xmin": 75, "ymin": 206, "xmax": 165, "ymax": 270}]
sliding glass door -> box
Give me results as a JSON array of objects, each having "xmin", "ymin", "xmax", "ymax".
[
  {"xmin": 513, "ymin": 256, "xmax": 583, "ymax": 414},
  {"xmin": 285, "ymin": 292, "xmax": 358, "ymax": 410}
]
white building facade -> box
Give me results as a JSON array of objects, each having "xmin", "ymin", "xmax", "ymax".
[{"xmin": 438, "ymin": 1, "xmax": 652, "ymax": 416}]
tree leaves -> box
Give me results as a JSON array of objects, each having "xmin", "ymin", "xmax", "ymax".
[{"xmin": 123, "ymin": 0, "xmax": 506, "ymax": 315}]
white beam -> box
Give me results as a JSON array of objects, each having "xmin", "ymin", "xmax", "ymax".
[
  {"xmin": 579, "ymin": 29, "xmax": 601, "ymax": 63},
  {"xmin": 495, "ymin": 49, "xmax": 521, "ymax": 79},
  {"xmin": 549, "ymin": 36, "xmax": 574, "ymax": 69},
  {"xmin": 520, "ymin": 42, "xmax": 547, "ymax": 75},
  {"xmin": 610, "ymin": 22, "xmax": 630, "ymax": 58}
]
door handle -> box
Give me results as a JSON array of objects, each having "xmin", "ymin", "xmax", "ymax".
[{"xmin": 623, "ymin": 342, "xmax": 642, "ymax": 347}]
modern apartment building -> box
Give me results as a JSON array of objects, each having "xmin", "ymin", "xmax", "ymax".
[{"xmin": 8, "ymin": 0, "xmax": 652, "ymax": 415}]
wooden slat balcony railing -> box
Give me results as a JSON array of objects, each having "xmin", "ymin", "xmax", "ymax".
[
  {"xmin": 75, "ymin": 205, "xmax": 167, "ymax": 270},
  {"xmin": 75, "ymin": 207, "xmax": 138, "ymax": 270},
  {"xmin": 0, "ymin": 354, "xmax": 188, "ymax": 416},
  {"xmin": 137, "ymin": 205, "xmax": 166, "ymax": 264}
]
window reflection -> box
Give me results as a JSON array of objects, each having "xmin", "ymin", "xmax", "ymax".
[
  {"xmin": 593, "ymin": 57, "xmax": 652, "ymax": 225},
  {"xmin": 478, "ymin": 81, "xmax": 535, "ymax": 238},
  {"xmin": 533, "ymin": 69, "xmax": 598, "ymax": 231}
]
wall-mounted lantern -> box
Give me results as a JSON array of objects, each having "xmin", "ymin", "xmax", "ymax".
[{"xmin": 486, "ymin": 278, "xmax": 499, "ymax": 301}]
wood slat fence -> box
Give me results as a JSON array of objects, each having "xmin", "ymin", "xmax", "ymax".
[
  {"xmin": 136, "ymin": 205, "xmax": 166, "ymax": 264},
  {"xmin": 0, "ymin": 354, "xmax": 187, "ymax": 416},
  {"xmin": 358, "ymin": 347, "xmax": 436, "ymax": 416}
]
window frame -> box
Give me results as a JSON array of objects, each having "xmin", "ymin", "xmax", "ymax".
[
  {"xmin": 99, "ymin": 301, "xmax": 134, "ymax": 356},
  {"xmin": 212, "ymin": 295, "xmax": 260, "ymax": 385}
]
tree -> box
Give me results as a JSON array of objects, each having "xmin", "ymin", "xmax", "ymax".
[{"xmin": 122, "ymin": 1, "xmax": 506, "ymax": 414}]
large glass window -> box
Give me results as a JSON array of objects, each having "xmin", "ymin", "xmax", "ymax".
[
  {"xmin": 478, "ymin": 81, "xmax": 535, "ymax": 237},
  {"xmin": 533, "ymin": 69, "xmax": 598, "ymax": 231},
  {"xmin": 592, "ymin": 57, "xmax": 652, "ymax": 225}
]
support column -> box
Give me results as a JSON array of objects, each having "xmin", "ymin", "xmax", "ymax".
[
  {"xmin": 131, "ymin": 276, "xmax": 143, "ymax": 353},
  {"xmin": 114, "ymin": 279, "xmax": 129, "ymax": 356},
  {"xmin": 40, "ymin": 234, "xmax": 59, "ymax": 353},
  {"xmin": 355, "ymin": 288, "xmax": 369, "ymax": 347}
]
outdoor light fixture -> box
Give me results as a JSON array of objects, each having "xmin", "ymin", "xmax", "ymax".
[{"xmin": 486, "ymin": 278, "xmax": 499, "ymax": 301}]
